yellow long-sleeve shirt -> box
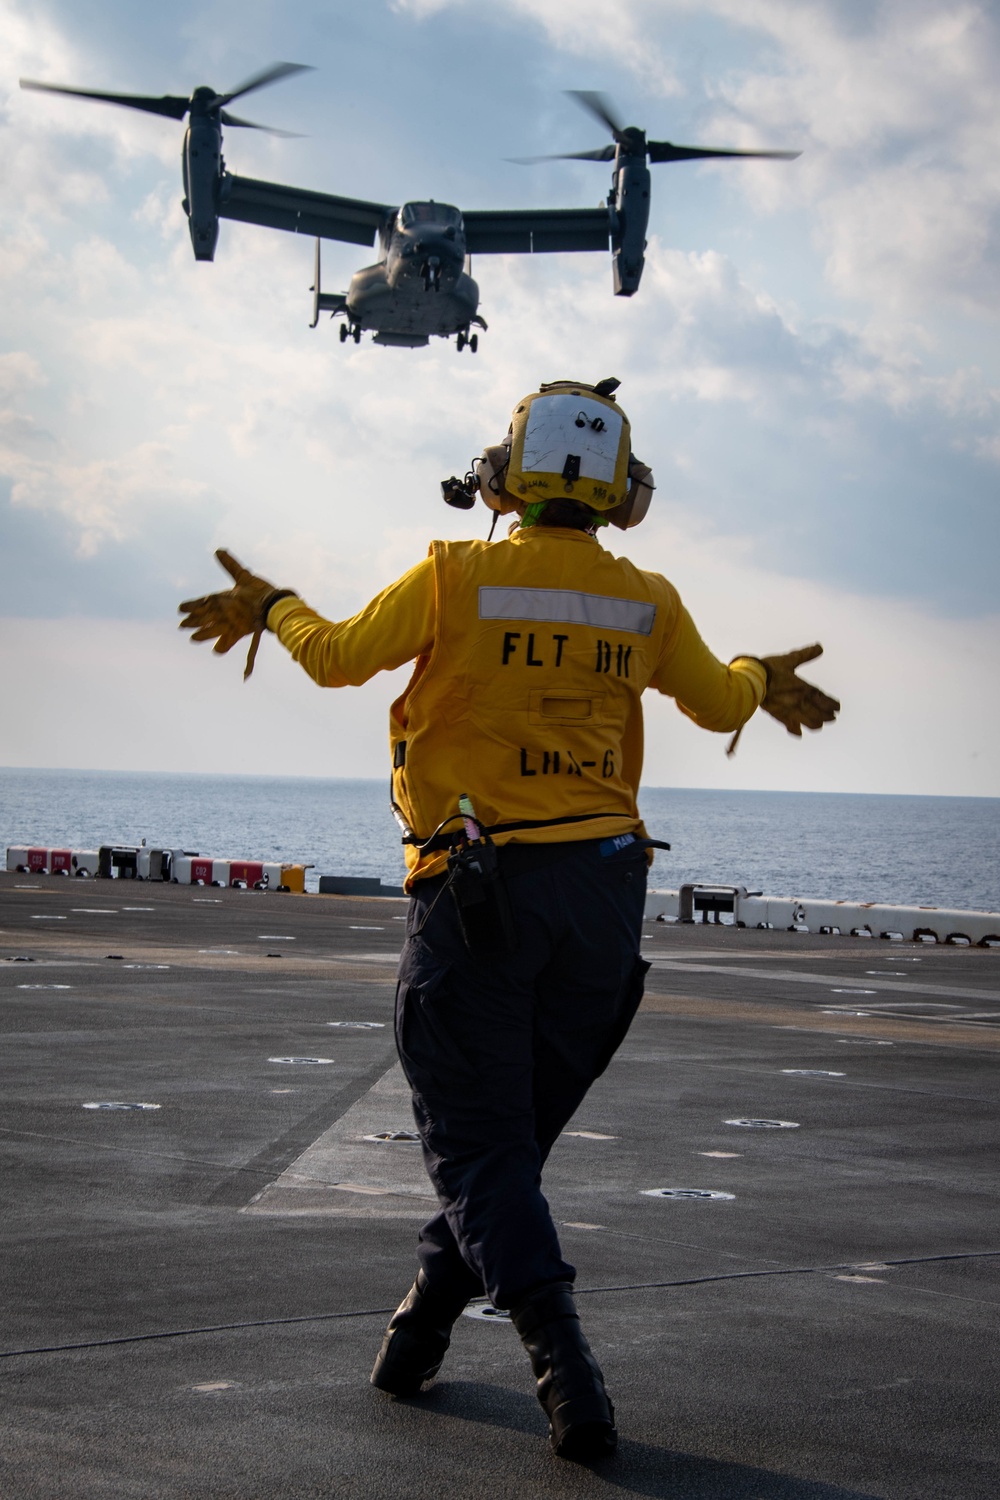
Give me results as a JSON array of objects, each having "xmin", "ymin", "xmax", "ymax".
[{"xmin": 268, "ymin": 527, "xmax": 765, "ymax": 883}]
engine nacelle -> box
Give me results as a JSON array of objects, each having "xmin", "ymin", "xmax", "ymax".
[
  {"xmin": 182, "ymin": 114, "xmax": 222, "ymax": 262},
  {"xmin": 610, "ymin": 157, "xmax": 651, "ymax": 297}
]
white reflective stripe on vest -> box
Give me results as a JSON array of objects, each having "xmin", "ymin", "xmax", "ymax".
[{"xmin": 478, "ymin": 586, "xmax": 656, "ymax": 636}]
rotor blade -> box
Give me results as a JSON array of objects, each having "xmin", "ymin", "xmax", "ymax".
[
  {"xmin": 565, "ymin": 90, "xmax": 625, "ymax": 141},
  {"xmin": 648, "ymin": 139, "xmax": 801, "ymax": 163},
  {"xmin": 19, "ymin": 78, "xmax": 189, "ymax": 120},
  {"xmin": 217, "ymin": 61, "xmax": 313, "ymax": 108},
  {"xmin": 507, "ymin": 145, "xmax": 616, "ymax": 165},
  {"xmin": 218, "ymin": 109, "xmax": 304, "ymax": 137}
]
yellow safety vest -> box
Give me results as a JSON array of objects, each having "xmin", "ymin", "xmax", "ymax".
[{"xmin": 389, "ymin": 530, "xmax": 679, "ymax": 874}]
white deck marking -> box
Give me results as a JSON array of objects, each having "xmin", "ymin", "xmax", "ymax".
[
  {"xmin": 244, "ymin": 1063, "xmax": 435, "ymax": 1219},
  {"xmin": 646, "ymin": 958, "xmax": 1000, "ymax": 1006},
  {"xmin": 335, "ymin": 952, "xmax": 400, "ymax": 965}
]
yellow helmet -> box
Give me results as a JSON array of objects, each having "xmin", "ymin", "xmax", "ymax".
[{"xmin": 471, "ymin": 378, "xmax": 655, "ymax": 530}]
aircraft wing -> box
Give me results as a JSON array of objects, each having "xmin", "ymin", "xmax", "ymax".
[
  {"xmin": 219, "ymin": 174, "xmax": 396, "ymax": 247},
  {"xmin": 462, "ymin": 207, "xmax": 611, "ymax": 254}
]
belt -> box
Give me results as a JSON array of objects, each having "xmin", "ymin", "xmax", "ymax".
[{"xmin": 406, "ymin": 811, "xmax": 635, "ymax": 855}]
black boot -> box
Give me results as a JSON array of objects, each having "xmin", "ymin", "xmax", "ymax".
[
  {"xmin": 510, "ymin": 1281, "xmax": 617, "ymax": 1461},
  {"xmin": 370, "ymin": 1271, "xmax": 472, "ymax": 1396}
]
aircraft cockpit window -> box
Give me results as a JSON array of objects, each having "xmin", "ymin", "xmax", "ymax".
[{"xmin": 397, "ymin": 202, "xmax": 463, "ymax": 230}]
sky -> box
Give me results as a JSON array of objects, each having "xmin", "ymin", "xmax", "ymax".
[{"xmin": 0, "ymin": 0, "xmax": 998, "ymax": 796}]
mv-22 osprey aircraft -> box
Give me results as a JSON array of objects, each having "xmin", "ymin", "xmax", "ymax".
[{"xmin": 21, "ymin": 65, "xmax": 799, "ymax": 352}]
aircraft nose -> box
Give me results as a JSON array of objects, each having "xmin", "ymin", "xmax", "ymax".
[{"xmin": 420, "ymin": 232, "xmax": 453, "ymax": 257}]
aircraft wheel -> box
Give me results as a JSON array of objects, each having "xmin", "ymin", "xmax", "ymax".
[
  {"xmin": 339, "ymin": 324, "xmax": 349, "ymax": 343},
  {"xmin": 469, "ymin": 334, "xmax": 478, "ymax": 353},
  {"xmin": 352, "ymin": 325, "xmax": 361, "ymax": 344},
  {"xmin": 456, "ymin": 331, "xmax": 466, "ymax": 352}
]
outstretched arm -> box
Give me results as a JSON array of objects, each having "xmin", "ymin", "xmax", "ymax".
[
  {"xmin": 178, "ymin": 548, "xmax": 436, "ymax": 686},
  {"xmin": 648, "ymin": 592, "xmax": 768, "ymax": 732},
  {"xmin": 645, "ymin": 583, "xmax": 839, "ymax": 751}
]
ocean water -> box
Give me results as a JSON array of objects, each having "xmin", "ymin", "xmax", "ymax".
[{"xmin": 2, "ymin": 768, "xmax": 998, "ymax": 912}]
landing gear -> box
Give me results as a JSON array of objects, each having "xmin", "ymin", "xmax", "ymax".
[
  {"xmin": 353, "ymin": 324, "xmax": 361, "ymax": 344},
  {"xmin": 339, "ymin": 323, "xmax": 349, "ymax": 342},
  {"xmin": 340, "ymin": 321, "xmax": 362, "ymax": 344},
  {"xmin": 456, "ymin": 329, "xmax": 479, "ymax": 354},
  {"xmin": 421, "ymin": 257, "xmax": 442, "ymax": 293}
]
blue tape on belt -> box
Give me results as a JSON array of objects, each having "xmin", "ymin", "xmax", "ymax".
[{"xmin": 599, "ymin": 833, "xmax": 638, "ymax": 857}]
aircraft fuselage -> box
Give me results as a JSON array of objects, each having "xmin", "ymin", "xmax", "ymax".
[{"xmin": 345, "ymin": 201, "xmax": 481, "ymax": 346}]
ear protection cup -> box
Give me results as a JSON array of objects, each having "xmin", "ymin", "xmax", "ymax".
[
  {"xmin": 472, "ymin": 442, "xmax": 518, "ymax": 514},
  {"xmin": 606, "ymin": 459, "xmax": 655, "ymax": 530}
]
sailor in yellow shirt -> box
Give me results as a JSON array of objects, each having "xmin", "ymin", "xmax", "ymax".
[{"xmin": 179, "ymin": 377, "xmax": 839, "ymax": 1462}]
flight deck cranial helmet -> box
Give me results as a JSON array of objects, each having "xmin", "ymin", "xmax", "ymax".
[{"xmin": 473, "ymin": 377, "xmax": 655, "ymax": 530}]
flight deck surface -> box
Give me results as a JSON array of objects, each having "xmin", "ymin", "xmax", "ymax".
[{"xmin": 1, "ymin": 871, "xmax": 997, "ymax": 1499}]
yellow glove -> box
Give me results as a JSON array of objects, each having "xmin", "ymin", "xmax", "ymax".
[
  {"xmin": 726, "ymin": 643, "xmax": 839, "ymax": 756},
  {"xmin": 178, "ymin": 549, "xmax": 296, "ymax": 680},
  {"xmin": 760, "ymin": 643, "xmax": 840, "ymax": 735}
]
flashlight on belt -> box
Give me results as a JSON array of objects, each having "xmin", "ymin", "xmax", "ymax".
[{"xmin": 447, "ymin": 794, "xmax": 517, "ymax": 956}]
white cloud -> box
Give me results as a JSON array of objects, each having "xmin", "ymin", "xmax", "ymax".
[
  {"xmin": 3, "ymin": 439, "xmax": 206, "ymax": 556},
  {"xmin": 0, "ymin": 351, "xmax": 47, "ymax": 394},
  {"xmin": 675, "ymin": 1, "xmax": 1000, "ymax": 320},
  {"xmin": 391, "ymin": 0, "xmax": 684, "ymax": 91},
  {"xmin": 1, "ymin": 1, "xmax": 181, "ymax": 173}
]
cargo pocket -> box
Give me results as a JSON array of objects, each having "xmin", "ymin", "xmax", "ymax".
[
  {"xmin": 395, "ymin": 933, "xmax": 471, "ymax": 1096},
  {"xmin": 592, "ymin": 955, "xmax": 651, "ymax": 1078}
]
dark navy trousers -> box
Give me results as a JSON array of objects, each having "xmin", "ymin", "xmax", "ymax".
[{"xmin": 394, "ymin": 837, "xmax": 650, "ymax": 1311}]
